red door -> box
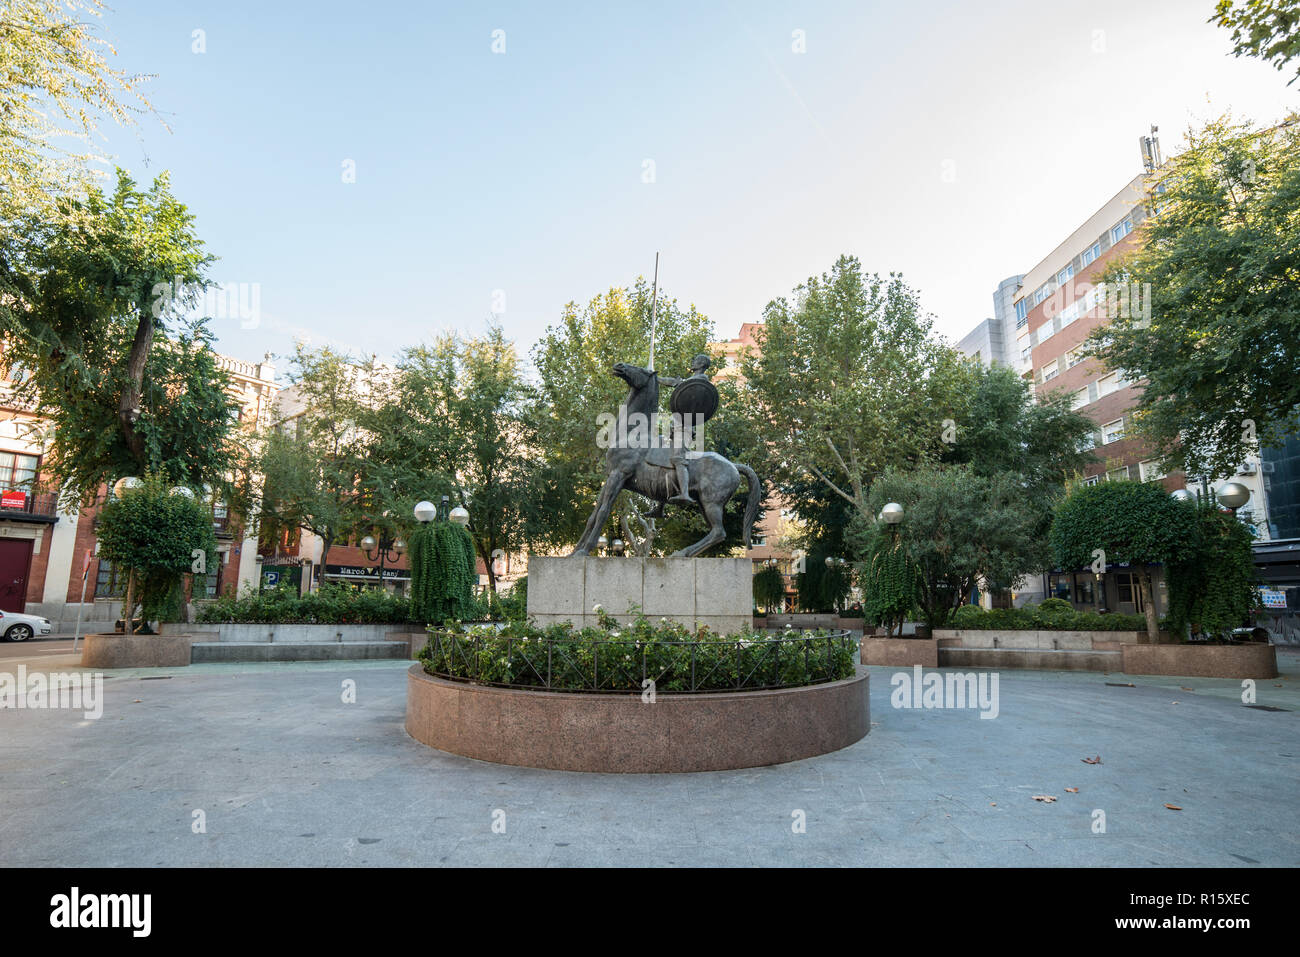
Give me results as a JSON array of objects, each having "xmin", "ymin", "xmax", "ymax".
[{"xmin": 0, "ymin": 538, "xmax": 33, "ymax": 613}]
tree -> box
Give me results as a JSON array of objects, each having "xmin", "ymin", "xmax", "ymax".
[
  {"xmin": 529, "ymin": 279, "xmax": 724, "ymax": 551},
  {"xmin": 850, "ymin": 466, "xmax": 1045, "ymax": 631},
  {"xmin": 752, "ymin": 563, "xmax": 785, "ymax": 615},
  {"xmin": 737, "ymin": 255, "xmax": 966, "ymax": 518},
  {"xmin": 1166, "ymin": 501, "xmax": 1259, "ymax": 639},
  {"xmin": 256, "ymin": 344, "xmax": 386, "ymax": 586},
  {"xmin": 1213, "ymin": 1, "xmax": 1300, "ymax": 84},
  {"xmin": 4, "ymin": 170, "xmax": 238, "ymax": 506},
  {"xmin": 1086, "ymin": 114, "xmax": 1300, "ymax": 479},
  {"xmin": 0, "ymin": 0, "xmax": 155, "ymax": 224},
  {"xmin": 96, "ymin": 475, "xmax": 216, "ymax": 633},
  {"xmin": 372, "ymin": 328, "xmax": 536, "ymax": 592},
  {"xmin": 793, "ymin": 547, "xmax": 854, "ymax": 614},
  {"xmin": 407, "ymin": 520, "xmax": 476, "ymax": 625},
  {"xmin": 858, "ymin": 527, "xmax": 917, "ymax": 638},
  {"xmin": 1049, "ymin": 480, "xmax": 1196, "ymax": 641}
]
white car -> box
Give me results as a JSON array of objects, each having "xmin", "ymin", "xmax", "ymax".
[{"xmin": 0, "ymin": 610, "xmax": 53, "ymax": 642}]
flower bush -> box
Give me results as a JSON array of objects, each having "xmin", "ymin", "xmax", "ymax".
[{"xmin": 418, "ymin": 608, "xmax": 856, "ymax": 693}]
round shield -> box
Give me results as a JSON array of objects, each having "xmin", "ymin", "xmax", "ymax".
[{"xmin": 669, "ymin": 377, "xmax": 719, "ymax": 423}]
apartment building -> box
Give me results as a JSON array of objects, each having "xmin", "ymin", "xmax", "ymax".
[{"xmin": 4, "ymin": 352, "xmax": 278, "ymax": 630}]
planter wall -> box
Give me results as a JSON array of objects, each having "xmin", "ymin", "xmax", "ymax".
[
  {"xmin": 159, "ymin": 622, "xmax": 411, "ymax": 643},
  {"xmin": 861, "ymin": 638, "xmax": 938, "ymax": 668},
  {"xmin": 80, "ymin": 633, "xmax": 192, "ymax": 669},
  {"xmin": 1121, "ymin": 643, "xmax": 1278, "ymax": 679},
  {"xmin": 405, "ymin": 664, "xmax": 870, "ymax": 773}
]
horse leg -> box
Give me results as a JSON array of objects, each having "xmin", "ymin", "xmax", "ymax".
[
  {"xmin": 572, "ymin": 472, "xmax": 627, "ymax": 556},
  {"xmin": 671, "ymin": 498, "xmax": 728, "ymax": 558}
]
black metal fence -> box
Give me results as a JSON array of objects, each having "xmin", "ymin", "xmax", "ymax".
[{"xmin": 420, "ymin": 628, "xmax": 857, "ymax": 694}]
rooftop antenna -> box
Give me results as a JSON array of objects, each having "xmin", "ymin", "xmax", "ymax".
[
  {"xmin": 1140, "ymin": 124, "xmax": 1161, "ymax": 172},
  {"xmin": 647, "ymin": 251, "xmax": 660, "ymax": 372}
]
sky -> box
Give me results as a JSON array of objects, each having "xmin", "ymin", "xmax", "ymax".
[{"xmin": 89, "ymin": 0, "xmax": 1298, "ymax": 376}]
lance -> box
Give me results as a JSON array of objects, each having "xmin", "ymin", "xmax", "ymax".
[{"xmin": 647, "ymin": 251, "xmax": 659, "ymax": 372}]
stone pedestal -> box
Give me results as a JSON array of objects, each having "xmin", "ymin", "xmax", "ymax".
[{"xmin": 527, "ymin": 556, "xmax": 752, "ymax": 634}]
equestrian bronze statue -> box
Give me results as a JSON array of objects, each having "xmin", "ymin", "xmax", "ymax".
[{"xmin": 571, "ymin": 357, "xmax": 761, "ymax": 558}]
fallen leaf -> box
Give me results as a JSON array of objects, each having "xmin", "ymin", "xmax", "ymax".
[
  {"xmin": 1180, "ymin": 687, "xmax": 1193, "ymax": 692},
  {"xmin": 990, "ymin": 802, "xmax": 997, "ymax": 807},
  {"xmin": 1032, "ymin": 794, "xmax": 1058, "ymax": 803},
  {"xmin": 1082, "ymin": 755, "xmax": 1102, "ymax": 765},
  {"xmin": 132, "ymin": 699, "xmax": 142, "ymax": 703},
  {"xmin": 1065, "ymin": 787, "xmax": 1079, "ymax": 793},
  {"xmin": 1164, "ymin": 803, "xmax": 1182, "ymax": 811}
]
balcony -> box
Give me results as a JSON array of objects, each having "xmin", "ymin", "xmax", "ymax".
[{"xmin": 0, "ymin": 489, "xmax": 59, "ymax": 523}]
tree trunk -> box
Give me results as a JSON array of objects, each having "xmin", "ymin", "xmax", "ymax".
[
  {"xmin": 118, "ymin": 311, "xmax": 156, "ymax": 464},
  {"xmin": 121, "ymin": 569, "xmax": 137, "ymax": 634},
  {"xmin": 1138, "ymin": 570, "xmax": 1160, "ymax": 643},
  {"xmin": 315, "ymin": 531, "xmax": 334, "ymax": 593}
]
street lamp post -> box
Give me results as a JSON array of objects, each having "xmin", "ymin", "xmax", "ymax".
[{"xmin": 360, "ymin": 510, "xmax": 407, "ymax": 592}]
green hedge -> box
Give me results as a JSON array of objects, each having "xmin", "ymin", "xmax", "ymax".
[
  {"xmin": 948, "ymin": 600, "xmax": 1148, "ymax": 632},
  {"xmin": 418, "ymin": 610, "xmax": 856, "ymax": 693},
  {"xmin": 197, "ymin": 583, "xmax": 413, "ymax": 624}
]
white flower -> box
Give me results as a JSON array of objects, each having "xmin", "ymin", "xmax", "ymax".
[
  {"xmin": 592, "ymin": 603, "xmax": 604, "ymax": 614},
  {"xmin": 611, "ymin": 630, "xmax": 621, "ymax": 638}
]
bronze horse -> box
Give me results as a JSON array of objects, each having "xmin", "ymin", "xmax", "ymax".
[{"xmin": 571, "ymin": 362, "xmax": 761, "ymax": 557}]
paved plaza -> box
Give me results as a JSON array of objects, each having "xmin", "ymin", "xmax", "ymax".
[{"xmin": 2, "ymin": 645, "xmax": 1297, "ymax": 867}]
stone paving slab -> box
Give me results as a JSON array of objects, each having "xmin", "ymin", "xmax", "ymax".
[{"xmin": 0, "ymin": 650, "xmax": 1296, "ymax": 867}]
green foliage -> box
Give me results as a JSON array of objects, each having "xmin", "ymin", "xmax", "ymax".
[
  {"xmin": 793, "ymin": 546, "xmax": 854, "ymax": 613},
  {"xmin": 860, "ymin": 532, "xmax": 918, "ymax": 636},
  {"xmin": 736, "ymin": 255, "xmax": 965, "ymax": 515},
  {"xmin": 1213, "ymin": 1, "xmax": 1300, "ymax": 84},
  {"xmin": 752, "ymin": 564, "xmax": 786, "ymax": 613},
  {"xmin": 417, "ymin": 613, "xmax": 855, "ymax": 693},
  {"xmin": 96, "ymin": 474, "xmax": 216, "ymax": 628},
  {"xmin": 1050, "ymin": 481, "xmax": 1195, "ymax": 571},
  {"xmin": 1166, "ymin": 502, "xmax": 1259, "ymax": 639},
  {"xmin": 1050, "ymin": 480, "xmax": 1195, "ymax": 640},
  {"xmin": 197, "ymin": 582, "xmax": 411, "ymax": 624},
  {"xmin": 947, "ymin": 603, "xmax": 1147, "ymax": 632},
  {"xmin": 373, "ymin": 328, "xmax": 538, "ymax": 586},
  {"xmin": 256, "ymin": 343, "xmax": 388, "ymax": 565},
  {"xmin": 1086, "ymin": 114, "xmax": 1300, "ymax": 478},
  {"xmin": 408, "ymin": 520, "xmax": 476, "ymax": 625},
  {"xmin": 4, "ymin": 170, "xmax": 241, "ymax": 506},
  {"xmin": 850, "ymin": 466, "xmax": 1047, "ymax": 631}
]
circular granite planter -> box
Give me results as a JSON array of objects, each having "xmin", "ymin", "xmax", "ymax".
[
  {"xmin": 405, "ymin": 664, "xmax": 869, "ymax": 773},
  {"xmin": 80, "ymin": 633, "xmax": 192, "ymax": 669}
]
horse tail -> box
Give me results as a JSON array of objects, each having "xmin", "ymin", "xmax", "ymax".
[{"xmin": 737, "ymin": 464, "xmax": 761, "ymax": 549}]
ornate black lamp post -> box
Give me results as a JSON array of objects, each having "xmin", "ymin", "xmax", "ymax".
[{"xmin": 359, "ymin": 510, "xmax": 407, "ymax": 590}]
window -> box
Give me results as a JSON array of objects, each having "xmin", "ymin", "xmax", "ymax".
[
  {"xmin": 1139, "ymin": 461, "xmax": 1166, "ymax": 482},
  {"xmin": 1082, "ymin": 475, "xmax": 1100, "ymax": 486},
  {"xmin": 1081, "ymin": 242, "xmax": 1101, "ymax": 267},
  {"xmin": 1033, "ymin": 285, "xmax": 1049, "ymax": 306},
  {"xmin": 1040, "ymin": 359, "xmax": 1060, "ymax": 382},
  {"xmin": 94, "ymin": 559, "xmax": 127, "ymax": 598},
  {"xmin": 0, "ymin": 452, "xmax": 39, "ymax": 490},
  {"xmin": 1115, "ymin": 572, "xmax": 1145, "ymax": 611},
  {"xmin": 1071, "ymin": 388, "xmax": 1090, "ymax": 410},
  {"xmin": 1015, "ymin": 299, "xmax": 1028, "ymax": 326},
  {"xmin": 1021, "ymin": 341, "xmax": 1032, "ymax": 361},
  {"xmin": 1057, "ymin": 264, "xmax": 1074, "ymax": 285},
  {"xmin": 1110, "ymin": 217, "xmax": 1133, "ymax": 244},
  {"xmin": 1079, "ymin": 433, "xmax": 1096, "ymax": 451},
  {"xmin": 1102, "ymin": 418, "xmax": 1125, "ymax": 444},
  {"xmin": 1096, "ymin": 371, "xmax": 1121, "ymax": 397},
  {"xmin": 1035, "ymin": 322, "xmax": 1055, "ymax": 345},
  {"xmin": 1075, "ymin": 576, "xmax": 1094, "ymax": 605},
  {"xmin": 1065, "ymin": 348, "xmax": 1086, "ymax": 369},
  {"xmin": 1108, "ymin": 466, "xmax": 1130, "ymax": 481}
]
